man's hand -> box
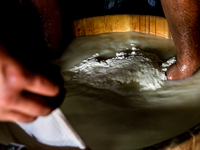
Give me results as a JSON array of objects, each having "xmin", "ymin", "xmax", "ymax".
[{"xmin": 0, "ymin": 45, "xmax": 60, "ymax": 123}]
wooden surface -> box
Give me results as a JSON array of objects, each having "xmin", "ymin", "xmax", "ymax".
[{"xmin": 72, "ymin": 15, "xmax": 172, "ymax": 39}]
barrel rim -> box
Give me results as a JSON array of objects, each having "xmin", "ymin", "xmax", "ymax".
[{"xmin": 72, "ymin": 14, "xmax": 172, "ymax": 39}]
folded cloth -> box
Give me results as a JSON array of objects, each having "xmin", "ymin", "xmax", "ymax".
[{"xmin": 17, "ymin": 109, "xmax": 86, "ymax": 149}]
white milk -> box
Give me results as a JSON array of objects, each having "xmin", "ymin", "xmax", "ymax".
[{"xmin": 59, "ymin": 32, "xmax": 200, "ymax": 150}]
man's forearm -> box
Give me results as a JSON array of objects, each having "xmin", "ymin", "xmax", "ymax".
[{"xmin": 161, "ymin": 0, "xmax": 200, "ymax": 80}]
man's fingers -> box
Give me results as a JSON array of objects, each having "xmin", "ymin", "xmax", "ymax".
[
  {"xmin": 25, "ymin": 73, "xmax": 60, "ymax": 97},
  {"xmin": 0, "ymin": 110, "xmax": 36, "ymax": 123},
  {"xmin": 9, "ymin": 93, "xmax": 52, "ymax": 118}
]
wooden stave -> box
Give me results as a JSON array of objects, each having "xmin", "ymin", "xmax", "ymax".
[{"xmin": 72, "ymin": 14, "xmax": 172, "ymax": 39}]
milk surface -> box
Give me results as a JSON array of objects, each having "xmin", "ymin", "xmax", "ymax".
[{"xmin": 59, "ymin": 32, "xmax": 200, "ymax": 150}]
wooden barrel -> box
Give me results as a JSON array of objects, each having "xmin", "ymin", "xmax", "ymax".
[
  {"xmin": 71, "ymin": 14, "xmax": 200, "ymax": 150},
  {"xmin": 72, "ymin": 14, "xmax": 172, "ymax": 39}
]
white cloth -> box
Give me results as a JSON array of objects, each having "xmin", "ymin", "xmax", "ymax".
[{"xmin": 17, "ymin": 109, "xmax": 86, "ymax": 149}]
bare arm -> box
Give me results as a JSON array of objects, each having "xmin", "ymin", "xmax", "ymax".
[{"xmin": 161, "ymin": 0, "xmax": 200, "ymax": 80}]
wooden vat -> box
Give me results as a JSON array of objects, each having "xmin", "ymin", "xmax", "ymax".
[
  {"xmin": 72, "ymin": 14, "xmax": 172, "ymax": 39},
  {"xmin": 71, "ymin": 14, "xmax": 200, "ymax": 150}
]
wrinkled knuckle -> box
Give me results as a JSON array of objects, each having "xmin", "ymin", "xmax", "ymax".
[{"xmin": 6, "ymin": 73, "xmax": 24, "ymax": 87}]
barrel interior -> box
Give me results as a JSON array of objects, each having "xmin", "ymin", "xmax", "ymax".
[{"xmin": 68, "ymin": 15, "xmax": 200, "ymax": 150}]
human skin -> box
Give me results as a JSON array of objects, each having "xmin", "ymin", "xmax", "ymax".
[
  {"xmin": 27, "ymin": 0, "xmax": 62, "ymax": 52},
  {"xmin": 0, "ymin": 0, "xmax": 62, "ymax": 123},
  {"xmin": 161, "ymin": 0, "xmax": 200, "ymax": 80}
]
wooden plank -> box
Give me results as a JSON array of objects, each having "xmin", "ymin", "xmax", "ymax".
[
  {"xmin": 104, "ymin": 15, "xmax": 130, "ymax": 33},
  {"xmin": 130, "ymin": 15, "xmax": 139, "ymax": 32},
  {"xmin": 161, "ymin": 18, "xmax": 173, "ymax": 39},
  {"xmin": 150, "ymin": 16, "xmax": 156, "ymax": 35},
  {"xmin": 85, "ymin": 17, "xmax": 94, "ymax": 36},
  {"xmin": 73, "ymin": 19, "xmax": 86, "ymax": 37},
  {"xmin": 146, "ymin": 15, "xmax": 150, "ymax": 34},
  {"xmin": 139, "ymin": 15, "xmax": 146, "ymax": 33},
  {"xmin": 155, "ymin": 16, "xmax": 165, "ymax": 37},
  {"xmin": 116, "ymin": 15, "xmax": 130, "ymax": 32},
  {"xmin": 85, "ymin": 17, "xmax": 107, "ymax": 35},
  {"xmin": 92, "ymin": 16, "xmax": 105, "ymax": 35},
  {"xmin": 104, "ymin": 15, "xmax": 115, "ymax": 33}
]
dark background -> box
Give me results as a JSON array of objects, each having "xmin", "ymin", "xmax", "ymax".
[{"xmin": 0, "ymin": 0, "xmax": 165, "ymax": 59}]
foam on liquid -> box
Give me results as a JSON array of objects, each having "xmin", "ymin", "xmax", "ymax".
[{"xmin": 58, "ymin": 32, "xmax": 200, "ymax": 150}]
